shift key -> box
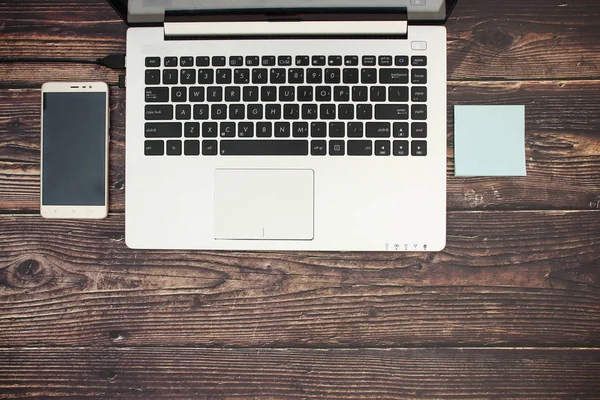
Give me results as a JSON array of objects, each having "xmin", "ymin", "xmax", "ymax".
[{"xmin": 145, "ymin": 122, "xmax": 182, "ymax": 138}]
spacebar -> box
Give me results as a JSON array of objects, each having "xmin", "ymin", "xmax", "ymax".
[{"xmin": 220, "ymin": 140, "xmax": 309, "ymax": 156}]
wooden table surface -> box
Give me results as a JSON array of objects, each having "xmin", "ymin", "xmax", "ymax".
[{"xmin": 1, "ymin": 0, "xmax": 600, "ymax": 398}]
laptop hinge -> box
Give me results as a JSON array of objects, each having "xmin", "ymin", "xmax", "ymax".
[{"xmin": 163, "ymin": 8, "xmax": 408, "ymax": 40}]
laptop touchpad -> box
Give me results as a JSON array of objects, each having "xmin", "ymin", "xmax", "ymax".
[{"xmin": 214, "ymin": 169, "xmax": 314, "ymax": 240}]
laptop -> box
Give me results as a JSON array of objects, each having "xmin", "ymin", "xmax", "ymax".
[{"xmin": 107, "ymin": 0, "xmax": 456, "ymax": 251}]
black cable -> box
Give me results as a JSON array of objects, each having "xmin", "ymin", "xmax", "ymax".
[{"xmin": 0, "ymin": 53, "xmax": 126, "ymax": 70}]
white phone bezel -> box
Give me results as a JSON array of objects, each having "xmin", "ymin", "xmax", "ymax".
[{"xmin": 40, "ymin": 81, "xmax": 110, "ymax": 219}]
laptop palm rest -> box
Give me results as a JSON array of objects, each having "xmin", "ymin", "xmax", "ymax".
[{"xmin": 214, "ymin": 169, "xmax": 314, "ymax": 240}]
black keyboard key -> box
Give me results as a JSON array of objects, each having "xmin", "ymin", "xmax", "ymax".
[
  {"xmin": 378, "ymin": 55, "xmax": 393, "ymax": 66},
  {"xmin": 163, "ymin": 69, "xmax": 178, "ymax": 84},
  {"xmin": 225, "ymin": 86, "xmax": 241, "ymax": 102},
  {"xmin": 312, "ymin": 55, "xmax": 326, "ymax": 66},
  {"xmin": 325, "ymin": 68, "xmax": 341, "ymax": 83},
  {"xmin": 411, "ymin": 140, "xmax": 427, "ymax": 156},
  {"xmin": 211, "ymin": 104, "xmax": 227, "ymax": 119},
  {"xmin": 348, "ymin": 140, "xmax": 373, "ymax": 156},
  {"xmin": 243, "ymin": 86, "xmax": 259, "ymax": 102},
  {"xmin": 412, "ymin": 56, "xmax": 427, "ymax": 66},
  {"xmin": 375, "ymin": 104, "xmax": 409, "ymax": 120},
  {"xmin": 247, "ymin": 104, "xmax": 263, "ymax": 119},
  {"xmin": 270, "ymin": 68, "xmax": 286, "ymax": 84},
  {"xmin": 202, "ymin": 122, "xmax": 218, "ymax": 137},
  {"xmin": 202, "ymin": 140, "xmax": 218, "ymax": 155},
  {"xmin": 361, "ymin": 68, "xmax": 377, "ymax": 84},
  {"xmin": 352, "ymin": 86, "xmax": 368, "ymax": 102},
  {"xmin": 389, "ymin": 86, "xmax": 409, "ymax": 102},
  {"xmin": 171, "ymin": 86, "xmax": 187, "ymax": 102},
  {"xmin": 189, "ymin": 87, "xmax": 205, "ymax": 102},
  {"xmin": 212, "ymin": 56, "xmax": 226, "ymax": 66},
  {"xmin": 393, "ymin": 140, "xmax": 409, "ymax": 156},
  {"xmin": 395, "ymin": 55, "xmax": 409, "ymax": 66},
  {"xmin": 234, "ymin": 68, "xmax": 250, "ymax": 84},
  {"xmin": 180, "ymin": 56, "xmax": 194, "ymax": 66},
  {"xmin": 329, "ymin": 122, "xmax": 345, "ymax": 138},
  {"xmin": 216, "ymin": 69, "xmax": 232, "ymax": 84},
  {"xmin": 164, "ymin": 56, "xmax": 177, "ymax": 67},
  {"xmin": 144, "ymin": 140, "xmax": 164, "ymax": 155},
  {"xmin": 166, "ymin": 140, "xmax": 182, "ymax": 155},
  {"xmin": 284, "ymin": 104, "xmax": 300, "ymax": 120},
  {"xmin": 412, "ymin": 105, "xmax": 427, "ymax": 120},
  {"xmin": 329, "ymin": 140, "xmax": 345, "ymax": 155},
  {"xmin": 343, "ymin": 68, "xmax": 359, "ymax": 84},
  {"xmin": 252, "ymin": 68, "xmax": 268, "ymax": 84},
  {"xmin": 145, "ymin": 57, "xmax": 160, "ymax": 67},
  {"xmin": 184, "ymin": 140, "xmax": 200, "ymax": 155},
  {"xmin": 257, "ymin": 122, "xmax": 272, "ymax": 137},
  {"xmin": 334, "ymin": 86, "xmax": 350, "ymax": 102},
  {"xmin": 184, "ymin": 122, "xmax": 200, "ymax": 137},
  {"xmin": 197, "ymin": 69, "xmax": 214, "ymax": 84},
  {"xmin": 279, "ymin": 86, "xmax": 295, "ymax": 102},
  {"xmin": 262, "ymin": 56, "xmax": 276, "ymax": 66},
  {"xmin": 145, "ymin": 122, "xmax": 181, "ymax": 138},
  {"xmin": 297, "ymin": 86, "xmax": 313, "ymax": 102},
  {"xmin": 412, "ymin": 122, "xmax": 427, "ymax": 138},
  {"xmin": 145, "ymin": 87, "xmax": 168, "ymax": 102},
  {"xmin": 379, "ymin": 68, "xmax": 409, "ymax": 84},
  {"xmin": 302, "ymin": 104, "xmax": 318, "ymax": 119},
  {"xmin": 356, "ymin": 104, "xmax": 373, "ymax": 120},
  {"xmin": 261, "ymin": 86, "xmax": 277, "ymax": 102},
  {"xmin": 311, "ymin": 140, "xmax": 327, "ymax": 155},
  {"xmin": 288, "ymin": 68, "xmax": 304, "ymax": 83},
  {"xmin": 194, "ymin": 104, "xmax": 209, "ymax": 120},
  {"xmin": 412, "ymin": 87, "xmax": 427, "ymax": 102},
  {"xmin": 338, "ymin": 104, "xmax": 354, "ymax": 120},
  {"xmin": 220, "ymin": 140, "xmax": 309, "ymax": 156},
  {"xmin": 311, "ymin": 122, "xmax": 326, "ymax": 137},
  {"xmin": 220, "ymin": 122, "xmax": 236, "ymax": 137},
  {"xmin": 366, "ymin": 122, "xmax": 391, "ymax": 138},
  {"xmin": 316, "ymin": 86, "xmax": 331, "ymax": 101},
  {"xmin": 362, "ymin": 55, "xmax": 376, "ymax": 66},
  {"xmin": 411, "ymin": 68, "xmax": 427, "ymax": 84},
  {"xmin": 375, "ymin": 140, "xmax": 390, "ymax": 156},
  {"xmin": 229, "ymin": 56, "xmax": 243, "ymax": 66},
  {"xmin": 344, "ymin": 55, "xmax": 359, "ymax": 66},
  {"xmin": 229, "ymin": 104, "xmax": 245, "ymax": 119},
  {"xmin": 370, "ymin": 86, "xmax": 386, "ymax": 102},
  {"xmin": 348, "ymin": 122, "xmax": 363, "ymax": 138},
  {"xmin": 320, "ymin": 104, "xmax": 336, "ymax": 119},
  {"xmin": 145, "ymin": 105, "xmax": 173, "ymax": 120},
  {"xmin": 175, "ymin": 104, "xmax": 191, "ymax": 120},
  {"xmin": 245, "ymin": 56, "xmax": 260, "ymax": 66},
  {"xmin": 207, "ymin": 87, "xmax": 223, "ymax": 102},
  {"xmin": 293, "ymin": 122, "xmax": 309, "ymax": 137},
  {"xmin": 275, "ymin": 122, "xmax": 290, "ymax": 137},
  {"xmin": 145, "ymin": 70, "xmax": 160, "ymax": 85},
  {"xmin": 266, "ymin": 104, "xmax": 281, "ymax": 119},
  {"xmin": 239, "ymin": 122, "xmax": 254, "ymax": 137},
  {"xmin": 278, "ymin": 55, "xmax": 292, "ymax": 66},
  {"xmin": 306, "ymin": 68, "xmax": 322, "ymax": 84},
  {"xmin": 296, "ymin": 55, "xmax": 310, "ymax": 66},
  {"xmin": 393, "ymin": 122, "xmax": 409, "ymax": 138},
  {"xmin": 196, "ymin": 56, "xmax": 210, "ymax": 66},
  {"xmin": 328, "ymin": 55, "xmax": 342, "ymax": 66}
]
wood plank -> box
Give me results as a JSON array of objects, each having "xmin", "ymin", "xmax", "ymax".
[
  {"xmin": 0, "ymin": 211, "xmax": 598, "ymax": 348},
  {"xmin": 0, "ymin": 347, "xmax": 599, "ymax": 398},
  {"xmin": 1, "ymin": 0, "xmax": 600, "ymax": 82},
  {"xmin": 1, "ymin": 82, "xmax": 598, "ymax": 213}
]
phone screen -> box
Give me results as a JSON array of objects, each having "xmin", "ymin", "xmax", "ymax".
[{"xmin": 42, "ymin": 92, "xmax": 107, "ymax": 206}]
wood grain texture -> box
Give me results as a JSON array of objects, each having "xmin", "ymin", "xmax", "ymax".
[
  {"xmin": 1, "ymin": 348, "xmax": 599, "ymax": 399},
  {"xmin": 1, "ymin": 211, "xmax": 598, "ymax": 348}
]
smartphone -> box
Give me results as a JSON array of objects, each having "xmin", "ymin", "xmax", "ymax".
[{"xmin": 40, "ymin": 82, "xmax": 109, "ymax": 218}]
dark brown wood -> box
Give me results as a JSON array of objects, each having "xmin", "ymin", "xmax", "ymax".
[{"xmin": 1, "ymin": 211, "xmax": 598, "ymax": 348}]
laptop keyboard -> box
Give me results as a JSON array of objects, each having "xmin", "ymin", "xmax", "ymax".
[{"xmin": 143, "ymin": 55, "xmax": 427, "ymax": 156}]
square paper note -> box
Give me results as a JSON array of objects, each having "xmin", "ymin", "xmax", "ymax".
[{"xmin": 454, "ymin": 105, "xmax": 526, "ymax": 176}]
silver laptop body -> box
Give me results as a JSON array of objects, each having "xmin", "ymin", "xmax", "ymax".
[{"xmin": 123, "ymin": 0, "xmax": 449, "ymax": 251}]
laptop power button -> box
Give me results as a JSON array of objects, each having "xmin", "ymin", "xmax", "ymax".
[{"xmin": 411, "ymin": 41, "xmax": 427, "ymax": 51}]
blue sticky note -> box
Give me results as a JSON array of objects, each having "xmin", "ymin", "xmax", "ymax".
[{"xmin": 454, "ymin": 105, "xmax": 526, "ymax": 176}]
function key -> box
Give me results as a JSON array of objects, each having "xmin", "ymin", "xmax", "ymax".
[
  {"xmin": 362, "ymin": 55, "xmax": 376, "ymax": 66},
  {"xmin": 246, "ymin": 56, "xmax": 260, "ymax": 66},
  {"xmin": 278, "ymin": 55, "xmax": 292, "ymax": 66},
  {"xmin": 212, "ymin": 56, "xmax": 226, "ymax": 66},
  {"xmin": 328, "ymin": 55, "xmax": 342, "ymax": 66},
  {"xmin": 196, "ymin": 56, "xmax": 210, "ymax": 66},
  {"xmin": 296, "ymin": 55, "xmax": 310, "ymax": 66},
  {"xmin": 164, "ymin": 56, "xmax": 177, "ymax": 67},
  {"xmin": 344, "ymin": 55, "xmax": 359, "ymax": 66},
  {"xmin": 312, "ymin": 55, "xmax": 326, "ymax": 66},
  {"xmin": 378, "ymin": 55, "xmax": 393, "ymax": 66},
  {"xmin": 180, "ymin": 56, "xmax": 194, "ymax": 66},
  {"xmin": 145, "ymin": 57, "xmax": 160, "ymax": 67},
  {"xmin": 395, "ymin": 55, "xmax": 409, "ymax": 66},
  {"xmin": 412, "ymin": 55, "xmax": 427, "ymax": 66},
  {"xmin": 262, "ymin": 56, "xmax": 276, "ymax": 66},
  {"xmin": 229, "ymin": 56, "xmax": 244, "ymax": 66}
]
